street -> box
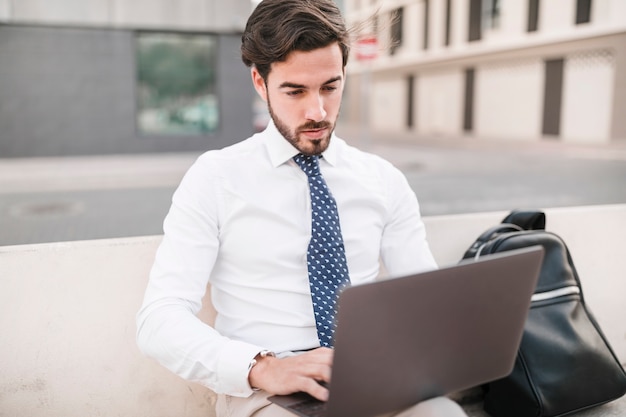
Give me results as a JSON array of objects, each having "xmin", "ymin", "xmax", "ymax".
[{"xmin": 1, "ymin": 132, "xmax": 625, "ymax": 246}]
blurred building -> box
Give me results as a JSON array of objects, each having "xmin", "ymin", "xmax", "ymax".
[
  {"xmin": 344, "ymin": 0, "xmax": 626, "ymax": 144},
  {"xmin": 0, "ymin": 0, "xmax": 255, "ymax": 157}
]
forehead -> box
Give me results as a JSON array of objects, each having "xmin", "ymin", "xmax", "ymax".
[{"xmin": 267, "ymin": 43, "xmax": 344, "ymax": 86}]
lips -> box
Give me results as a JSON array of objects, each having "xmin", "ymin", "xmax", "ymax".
[
  {"xmin": 299, "ymin": 121, "xmax": 331, "ymax": 139},
  {"xmin": 301, "ymin": 127, "xmax": 328, "ymax": 140}
]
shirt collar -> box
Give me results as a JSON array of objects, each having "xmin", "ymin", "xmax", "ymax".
[{"xmin": 263, "ymin": 120, "xmax": 340, "ymax": 168}]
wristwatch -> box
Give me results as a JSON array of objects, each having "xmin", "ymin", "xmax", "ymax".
[
  {"xmin": 248, "ymin": 349, "xmax": 276, "ymax": 371},
  {"xmin": 248, "ymin": 350, "xmax": 276, "ymax": 390}
]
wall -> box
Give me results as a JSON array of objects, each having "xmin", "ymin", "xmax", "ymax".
[
  {"xmin": 0, "ymin": 25, "xmax": 255, "ymax": 157},
  {"xmin": 561, "ymin": 50, "xmax": 615, "ymax": 143},
  {"xmin": 344, "ymin": 0, "xmax": 626, "ymax": 143},
  {"xmin": 475, "ymin": 58, "xmax": 544, "ymax": 141},
  {"xmin": 0, "ymin": 235, "xmax": 216, "ymax": 417},
  {"xmin": 1, "ymin": 205, "xmax": 625, "ymax": 416},
  {"xmin": 0, "ymin": 0, "xmax": 250, "ymax": 31},
  {"xmin": 371, "ymin": 76, "xmax": 407, "ymax": 132},
  {"xmin": 416, "ymin": 69, "xmax": 464, "ymax": 135}
]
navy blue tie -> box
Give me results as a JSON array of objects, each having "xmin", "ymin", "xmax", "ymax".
[{"xmin": 294, "ymin": 154, "xmax": 350, "ymax": 347}]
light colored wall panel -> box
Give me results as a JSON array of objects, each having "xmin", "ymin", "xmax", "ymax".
[
  {"xmin": 429, "ymin": 0, "xmax": 445, "ymax": 50},
  {"xmin": 414, "ymin": 0, "xmax": 425, "ymax": 51},
  {"xmin": 481, "ymin": 0, "xmax": 526, "ymax": 44},
  {"xmin": 561, "ymin": 50, "xmax": 615, "ymax": 144},
  {"xmin": 371, "ymin": 77, "xmax": 406, "ymax": 131},
  {"xmin": 112, "ymin": 0, "xmax": 249, "ymax": 31},
  {"xmin": 112, "ymin": 0, "xmax": 208, "ymax": 29},
  {"xmin": 610, "ymin": 34, "xmax": 626, "ymax": 140},
  {"xmin": 499, "ymin": 0, "xmax": 526, "ymax": 39},
  {"xmin": 609, "ymin": 0, "xmax": 626, "ymax": 26},
  {"xmin": 11, "ymin": 0, "xmax": 110, "ymax": 25},
  {"xmin": 593, "ymin": 0, "xmax": 626, "ymax": 27},
  {"xmin": 450, "ymin": 0, "xmax": 468, "ymax": 47},
  {"xmin": 540, "ymin": 0, "xmax": 575, "ymax": 34},
  {"xmin": 0, "ymin": 0, "xmax": 10, "ymax": 20},
  {"xmin": 404, "ymin": 2, "xmax": 421, "ymax": 54},
  {"xmin": 475, "ymin": 59, "xmax": 543, "ymax": 141},
  {"xmin": 416, "ymin": 70, "xmax": 463, "ymax": 135},
  {"xmin": 5, "ymin": 0, "xmax": 250, "ymax": 31}
]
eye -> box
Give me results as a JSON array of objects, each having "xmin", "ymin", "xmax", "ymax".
[
  {"xmin": 322, "ymin": 85, "xmax": 338, "ymax": 93},
  {"xmin": 286, "ymin": 90, "xmax": 304, "ymax": 97}
]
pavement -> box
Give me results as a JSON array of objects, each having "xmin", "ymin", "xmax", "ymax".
[
  {"xmin": 1, "ymin": 128, "xmax": 626, "ymax": 246},
  {"xmin": 0, "ymin": 152, "xmax": 196, "ymax": 245}
]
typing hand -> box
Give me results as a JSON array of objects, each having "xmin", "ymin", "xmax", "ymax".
[{"xmin": 248, "ymin": 347, "xmax": 333, "ymax": 401}]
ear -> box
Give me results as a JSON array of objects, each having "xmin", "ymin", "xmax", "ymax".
[{"xmin": 251, "ymin": 67, "xmax": 268, "ymax": 102}]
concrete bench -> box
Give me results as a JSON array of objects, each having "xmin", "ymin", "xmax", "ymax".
[{"xmin": 1, "ymin": 204, "xmax": 624, "ymax": 417}]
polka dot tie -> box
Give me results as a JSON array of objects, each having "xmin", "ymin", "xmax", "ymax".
[{"xmin": 294, "ymin": 154, "xmax": 351, "ymax": 347}]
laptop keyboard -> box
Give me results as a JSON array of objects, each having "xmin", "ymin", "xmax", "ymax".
[{"xmin": 289, "ymin": 398, "xmax": 328, "ymax": 417}]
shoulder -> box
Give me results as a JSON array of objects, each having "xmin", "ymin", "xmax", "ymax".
[
  {"xmin": 191, "ymin": 134, "xmax": 263, "ymax": 174},
  {"xmin": 334, "ymin": 137, "xmax": 404, "ymax": 178}
]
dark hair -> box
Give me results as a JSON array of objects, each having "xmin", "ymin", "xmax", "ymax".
[{"xmin": 241, "ymin": 0, "xmax": 351, "ymax": 81}]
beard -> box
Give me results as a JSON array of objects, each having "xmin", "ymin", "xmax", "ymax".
[{"xmin": 267, "ymin": 96, "xmax": 336, "ymax": 156}]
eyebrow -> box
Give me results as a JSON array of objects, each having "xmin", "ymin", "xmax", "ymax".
[{"xmin": 279, "ymin": 76, "xmax": 343, "ymax": 89}]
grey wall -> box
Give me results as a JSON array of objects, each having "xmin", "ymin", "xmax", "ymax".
[
  {"xmin": 0, "ymin": 0, "xmax": 251, "ymax": 32},
  {"xmin": 0, "ymin": 24, "xmax": 255, "ymax": 157}
]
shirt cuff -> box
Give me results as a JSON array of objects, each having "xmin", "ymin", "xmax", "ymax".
[{"xmin": 216, "ymin": 339, "xmax": 265, "ymax": 397}]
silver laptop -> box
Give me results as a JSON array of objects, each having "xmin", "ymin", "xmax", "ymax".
[{"xmin": 269, "ymin": 245, "xmax": 544, "ymax": 417}]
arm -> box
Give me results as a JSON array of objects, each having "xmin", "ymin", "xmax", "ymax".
[
  {"xmin": 136, "ymin": 157, "xmax": 334, "ymax": 399},
  {"xmin": 135, "ymin": 157, "xmax": 263, "ymax": 396},
  {"xmin": 380, "ymin": 167, "xmax": 437, "ymax": 277}
]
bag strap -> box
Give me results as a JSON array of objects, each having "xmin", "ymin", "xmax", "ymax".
[
  {"xmin": 501, "ymin": 209, "xmax": 546, "ymax": 231},
  {"xmin": 463, "ymin": 223, "xmax": 525, "ymax": 259},
  {"xmin": 476, "ymin": 223, "xmax": 524, "ymax": 244}
]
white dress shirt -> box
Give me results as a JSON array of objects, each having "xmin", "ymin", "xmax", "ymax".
[{"xmin": 136, "ymin": 121, "xmax": 437, "ymax": 397}]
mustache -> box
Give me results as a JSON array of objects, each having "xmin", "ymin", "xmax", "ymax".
[{"xmin": 297, "ymin": 121, "xmax": 332, "ymax": 132}]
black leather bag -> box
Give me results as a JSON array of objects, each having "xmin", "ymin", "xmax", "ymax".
[{"xmin": 462, "ymin": 209, "xmax": 626, "ymax": 417}]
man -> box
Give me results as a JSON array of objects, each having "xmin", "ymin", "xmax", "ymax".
[{"xmin": 136, "ymin": 1, "xmax": 468, "ymax": 416}]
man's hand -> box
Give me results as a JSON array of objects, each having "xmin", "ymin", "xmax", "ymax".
[{"xmin": 248, "ymin": 347, "xmax": 333, "ymax": 401}]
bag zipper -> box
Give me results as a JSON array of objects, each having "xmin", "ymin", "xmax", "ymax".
[
  {"xmin": 474, "ymin": 242, "xmax": 489, "ymax": 260},
  {"xmin": 531, "ymin": 286, "xmax": 580, "ymax": 302},
  {"xmin": 474, "ymin": 240, "xmax": 581, "ymax": 303}
]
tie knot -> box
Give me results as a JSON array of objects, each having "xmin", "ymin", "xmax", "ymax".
[{"xmin": 294, "ymin": 154, "xmax": 321, "ymax": 177}]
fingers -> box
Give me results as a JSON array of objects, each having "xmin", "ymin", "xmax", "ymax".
[
  {"xmin": 300, "ymin": 376, "xmax": 330, "ymax": 401},
  {"xmin": 288, "ymin": 348, "xmax": 334, "ymax": 400},
  {"xmin": 248, "ymin": 347, "xmax": 335, "ymax": 400},
  {"xmin": 300, "ymin": 348, "xmax": 333, "ymax": 382},
  {"xmin": 302, "ymin": 347, "xmax": 334, "ymax": 370}
]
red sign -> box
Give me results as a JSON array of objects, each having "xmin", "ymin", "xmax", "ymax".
[{"xmin": 356, "ymin": 36, "xmax": 378, "ymax": 61}]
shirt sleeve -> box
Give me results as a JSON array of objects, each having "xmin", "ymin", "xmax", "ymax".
[
  {"xmin": 135, "ymin": 155, "xmax": 263, "ymax": 397},
  {"xmin": 379, "ymin": 165, "xmax": 438, "ymax": 278}
]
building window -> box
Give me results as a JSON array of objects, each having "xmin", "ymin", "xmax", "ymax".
[
  {"xmin": 527, "ymin": 0, "xmax": 540, "ymax": 32},
  {"xmin": 468, "ymin": 0, "xmax": 482, "ymax": 42},
  {"xmin": 542, "ymin": 58, "xmax": 564, "ymax": 137},
  {"xmin": 136, "ymin": 32, "xmax": 219, "ymax": 136},
  {"xmin": 469, "ymin": 0, "xmax": 500, "ymax": 41},
  {"xmin": 463, "ymin": 68, "xmax": 475, "ymax": 132},
  {"xmin": 423, "ymin": 0, "xmax": 430, "ymax": 50},
  {"xmin": 576, "ymin": 0, "xmax": 592, "ymax": 24},
  {"xmin": 390, "ymin": 7, "xmax": 403, "ymax": 55},
  {"xmin": 407, "ymin": 75, "xmax": 415, "ymax": 128},
  {"xmin": 444, "ymin": 0, "xmax": 452, "ymax": 46},
  {"xmin": 482, "ymin": 0, "xmax": 501, "ymax": 31}
]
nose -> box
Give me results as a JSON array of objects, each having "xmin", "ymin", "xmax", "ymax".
[{"xmin": 304, "ymin": 93, "xmax": 327, "ymax": 122}]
